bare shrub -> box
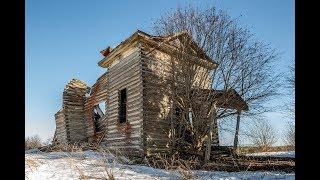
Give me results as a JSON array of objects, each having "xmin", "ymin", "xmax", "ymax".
[
  {"xmin": 245, "ymin": 119, "xmax": 278, "ymax": 151},
  {"xmin": 25, "ymin": 135, "xmax": 43, "ymax": 150}
]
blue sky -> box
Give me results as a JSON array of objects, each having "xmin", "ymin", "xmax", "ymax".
[{"xmin": 26, "ymin": 0, "xmax": 295, "ymax": 145}]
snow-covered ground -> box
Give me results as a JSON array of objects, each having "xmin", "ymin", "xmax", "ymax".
[
  {"xmin": 25, "ymin": 150, "xmax": 295, "ymax": 180},
  {"xmin": 246, "ymin": 151, "xmax": 295, "ymax": 158}
]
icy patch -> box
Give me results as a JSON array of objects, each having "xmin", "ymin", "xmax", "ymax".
[{"xmin": 25, "ymin": 148, "xmax": 41, "ymax": 154}]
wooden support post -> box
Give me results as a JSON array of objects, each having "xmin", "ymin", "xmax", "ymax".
[
  {"xmin": 170, "ymin": 100, "xmax": 175, "ymax": 153},
  {"xmin": 205, "ymin": 107, "xmax": 217, "ymax": 162},
  {"xmin": 233, "ymin": 110, "xmax": 241, "ymax": 156}
]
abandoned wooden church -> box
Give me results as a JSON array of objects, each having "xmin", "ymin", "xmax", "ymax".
[{"xmin": 53, "ymin": 30, "xmax": 248, "ymax": 157}]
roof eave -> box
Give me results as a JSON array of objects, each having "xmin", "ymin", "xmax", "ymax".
[{"xmin": 98, "ymin": 31, "xmax": 141, "ymax": 68}]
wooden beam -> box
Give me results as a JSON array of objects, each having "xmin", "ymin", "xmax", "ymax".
[{"xmin": 205, "ymin": 105, "xmax": 217, "ymax": 162}]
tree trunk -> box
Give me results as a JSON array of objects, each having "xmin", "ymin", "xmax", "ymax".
[
  {"xmin": 205, "ymin": 110, "xmax": 217, "ymax": 162},
  {"xmin": 233, "ymin": 110, "xmax": 241, "ymax": 156}
]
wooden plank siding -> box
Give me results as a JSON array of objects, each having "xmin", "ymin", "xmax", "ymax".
[
  {"xmin": 52, "ymin": 31, "xmax": 220, "ymax": 157},
  {"xmin": 139, "ymin": 40, "xmax": 219, "ymax": 156},
  {"xmin": 140, "ymin": 42, "xmax": 174, "ymax": 156},
  {"xmin": 63, "ymin": 80, "xmax": 89, "ymax": 143},
  {"xmin": 100, "ymin": 45, "xmax": 145, "ymax": 157},
  {"xmin": 53, "ymin": 79, "xmax": 89, "ymax": 144},
  {"xmin": 53, "ymin": 109, "xmax": 68, "ymax": 144},
  {"xmin": 84, "ymin": 71, "xmax": 109, "ymax": 143}
]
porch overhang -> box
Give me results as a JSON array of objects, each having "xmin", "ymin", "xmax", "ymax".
[{"xmin": 192, "ymin": 89, "xmax": 249, "ymax": 111}]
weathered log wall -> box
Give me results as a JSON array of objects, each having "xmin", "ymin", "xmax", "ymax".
[
  {"xmin": 53, "ymin": 109, "xmax": 68, "ymax": 144},
  {"xmin": 84, "ymin": 71, "xmax": 109, "ymax": 142},
  {"xmin": 63, "ymin": 79, "xmax": 88, "ymax": 143},
  {"xmin": 140, "ymin": 40, "xmax": 219, "ymax": 156},
  {"xmin": 140, "ymin": 44, "xmax": 172, "ymax": 156},
  {"xmin": 100, "ymin": 44, "xmax": 144, "ymax": 157},
  {"xmin": 53, "ymin": 79, "xmax": 89, "ymax": 144}
]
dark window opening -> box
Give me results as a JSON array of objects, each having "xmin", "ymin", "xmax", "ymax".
[
  {"xmin": 175, "ymin": 107, "xmax": 182, "ymax": 117},
  {"xmin": 93, "ymin": 105, "xmax": 104, "ymax": 132},
  {"xmin": 184, "ymin": 127, "xmax": 194, "ymax": 144},
  {"xmin": 93, "ymin": 111, "xmax": 101, "ymax": 131},
  {"xmin": 118, "ymin": 88, "xmax": 127, "ymax": 124}
]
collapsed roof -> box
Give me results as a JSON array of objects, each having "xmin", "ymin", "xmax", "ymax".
[{"xmin": 98, "ymin": 30, "xmax": 217, "ymax": 69}]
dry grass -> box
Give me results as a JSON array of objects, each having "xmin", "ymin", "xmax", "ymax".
[
  {"xmin": 25, "ymin": 157, "xmax": 41, "ymax": 171},
  {"xmin": 44, "ymin": 142, "xmax": 90, "ymax": 152},
  {"xmin": 102, "ymin": 159, "xmax": 116, "ymax": 180},
  {"xmin": 237, "ymin": 145, "xmax": 294, "ymax": 155},
  {"xmin": 25, "ymin": 157, "xmax": 44, "ymax": 179},
  {"xmin": 65, "ymin": 155, "xmax": 87, "ymax": 179},
  {"xmin": 147, "ymin": 150, "xmax": 294, "ymax": 173},
  {"xmin": 149, "ymin": 153, "xmax": 200, "ymax": 179},
  {"xmin": 51, "ymin": 148, "xmax": 119, "ymax": 180},
  {"xmin": 74, "ymin": 147, "xmax": 127, "ymax": 179}
]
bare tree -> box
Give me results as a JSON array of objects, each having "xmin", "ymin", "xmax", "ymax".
[
  {"xmin": 245, "ymin": 119, "xmax": 278, "ymax": 150},
  {"xmin": 285, "ymin": 60, "xmax": 294, "ymax": 147},
  {"xmin": 284, "ymin": 121, "xmax": 295, "ymax": 147},
  {"xmin": 153, "ymin": 6, "xmax": 280, "ymax": 117},
  {"xmin": 151, "ymin": 6, "xmax": 280, "ymax": 159},
  {"xmin": 143, "ymin": 32, "xmax": 220, "ymax": 155},
  {"xmin": 287, "ymin": 63, "xmax": 295, "ymax": 90},
  {"xmin": 286, "ymin": 59, "xmax": 295, "ymax": 118}
]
